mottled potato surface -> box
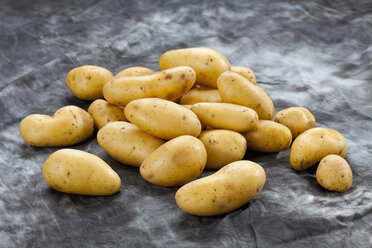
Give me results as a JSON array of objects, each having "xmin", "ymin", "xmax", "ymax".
[
  {"xmin": 42, "ymin": 149, "xmax": 121, "ymax": 196},
  {"xmin": 88, "ymin": 99, "xmax": 127, "ymax": 129},
  {"xmin": 97, "ymin": 122, "xmax": 165, "ymax": 167},
  {"xmin": 175, "ymin": 160, "xmax": 266, "ymax": 216},
  {"xmin": 115, "ymin": 66, "xmax": 153, "ymax": 78},
  {"xmin": 140, "ymin": 135, "xmax": 207, "ymax": 187},
  {"xmin": 316, "ymin": 155, "xmax": 352, "ymax": 192},
  {"xmin": 66, "ymin": 65, "xmax": 113, "ymax": 100},
  {"xmin": 274, "ymin": 107, "xmax": 315, "ymax": 138},
  {"xmin": 159, "ymin": 47, "xmax": 230, "ymax": 88},
  {"xmin": 180, "ymin": 87, "xmax": 222, "ymax": 105},
  {"xmin": 290, "ymin": 128, "xmax": 347, "ymax": 171},
  {"xmin": 231, "ymin": 66, "xmax": 256, "ymax": 85},
  {"xmin": 20, "ymin": 105, "xmax": 94, "ymax": 147}
]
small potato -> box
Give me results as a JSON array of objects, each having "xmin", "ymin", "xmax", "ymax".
[
  {"xmin": 243, "ymin": 120, "xmax": 292, "ymax": 152},
  {"xmin": 97, "ymin": 122, "xmax": 164, "ymax": 167},
  {"xmin": 88, "ymin": 99, "xmax": 127, "ymax": 129},
  {"xmin": 20, "ymin": 105, "xmax": 94, "ymax": 147},
  {"xmin": 274, "ymin": 107, "xmax": 315, "ymax": 138},
  {"xmin": 217, "ymin": 71, "xmax": 274, "ymax": 120},
  {"xmin": 180, "ymin": 87, "xmax": 222, "ymax": 105},
  {"xmin": 66, "ymin": 65, "xmax": 113, "ymax": 100},
  {"xmin": 290, "ymin": 128, "xmax": 347, "ymax": 171},
  {"xmin": 124, "ymin": 98, "xmax": 201, "ymax": 140},
  {"xmin": 231, "ymin": 66, "xmax": 256, "ymax": 85},
  {"xmin": 199, "ymin": 130, "xmax": 247, "ymax": 170},
  {"xmin": 140, "ymin": 135, "xmax": 207, "ymax": 187},
  {"xmin": 159, "ymin": 47, "xmax": 230, "ymax": 88},
  {"xmin": 115, "ymin": 66, "xmax": 153, "ymax": 78},
  {"xmin": 175, "ymin": 160, "xmax": 266, "ymax": 216},
  {"xmin": 103, "ymin": 66, "xmax": 196, "ymax": 107},
  {"xmin": 191, "ymin": 103, "xmax": 258, "ymax": 132},
  {"xmin": 43, "ymin": 149, "xmax": 121, "ymax": 196}
]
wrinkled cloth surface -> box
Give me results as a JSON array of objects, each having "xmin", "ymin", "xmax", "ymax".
[{"xmin": 0, "ymin": 0, "xmax": 371, "ymax": 247}]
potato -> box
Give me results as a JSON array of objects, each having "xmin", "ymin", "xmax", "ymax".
[
  {"xmin": 191, "ymin": 103, "xmax": 258, "ymax": 132},
  {"xmin": 124, "ymin": 98, "xmax": 201, "ymax": 140},
  {"xmin": 199, "ymin": 130, "xmax": 247, "ymax": 170},
  {"xmin": 103, "ymin": 66, "xmax": 196, "ymax": 107},
  {"xmin": 97, "ymin": 121, "xmax": 165, "ymax": 167},
  {"xmin": 243, "ymin": 120, "xmax": 292, "ymax": 152},
  {"xmin": 42, "ymin": 149, "xmax": 121, "ymax": 195},
  {"xmin": 66, "ymin": 65, "xmax": 113, "ymax": 100},
  {"xmin": 140, "ymin": 135, "xmax": 207, "ymax": 187},
  {"xmin": 20, "ymin": 105, "xmax": 94, "ymax": 147},
  {"xmin": 290, "ymin": 128, "xmax": 347, "ymax": 171},
  {"xmin": 231, "ymin": 66, "xmax": 256, "ymax": 85},
  {"xmin": 115, "ymin": 66, "xmax": 153, "ymax": 78},
  {"xmin": 316, "ymin": 155, "xmax": 352, "ymax": 192},
  {"xmin": 88, "ymin": 99, "xmax": 127, "ymax": 129},
  {"xmin": 159, "ymin": 47, "xmax": 230, "ymax": 88},
  {"xmin": 175, "ymin": 160, "xmax": 266, "ymax": 216},
  {"xmin": 274, "ymin": 107, "xmax": 315, "ymax": 138},
  {"xmin": 217, "ymin": 71, "xmax": 274, "ymax": 120},
  {"xmin": 180, "ymin": 87, "xmax": 222, "ymax": 105}
]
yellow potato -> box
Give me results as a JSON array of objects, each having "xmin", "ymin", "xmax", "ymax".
[
  {"xmin": 274, "ymin": 107, "xmax": 315, "ymax": 138},
  {"xmin": 217, "ymin": 71, "xmax": 274, "ymax": 120},
  {"xmin": 243, "ymin": 120, "xmax": 292, "ymax": 152},
  {"xmin": 175, "ymin": 160, "xmax": 266, "ymax": 216},
  {"xmin": 290, "ymin": 127, "xmax": 347, "ymax": 171},
  {"xmin": 159, "ymin": 47, "xmax": 230, "ymax": 88},
  {"xmin": 231, "ymin": 66, "xmax": 256, "ymax": 85},
  {"xmin": 42, "ymin": 149, "xmax": 121, "ymax": 195},
  {"xmin": 124, "ymin": 98, "xmax": 201, "ymax": 140},
  {"xmin": 316, "ymin": 155, "xmax": 352, "ymax": 192},
  {"xmin": 20, "ymin": 105, "xmax": 94, "ymax": 147},
  {"xmin": 97, "ymin": 122, "xmax": 165, "ymax": 167},
  {"xmin": 199, "ymin": 130, "xmax": 247, "ymax": 170},
  {"xmin": 115, "ymin": 66, "xmax": 153, "ymax": 78},
  {"xmin": 88, "ymin": 99, "xmax": 127, "ymax": 129},
  {"xmin": 180, "ymin": 87, "xmax": 222, "ymax": 105},
  {"xmin": 191, "ymin": 102, "xmax": 258, "ymax": 132},
  {"xmin": 66, "ymin": 65, "xmax": 113, "ymax": 100},
  {"xmin": 103, "ymin": 66, "xmax": 196, "ymax": 107},
  {"xmin": 140, "ymin": 135, "xmax": 207, "ymax": 187}
]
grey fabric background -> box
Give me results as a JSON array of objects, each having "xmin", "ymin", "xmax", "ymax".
[{"xmin": 0, "ymin": 0, "xmax": 371, "ymax": 247}]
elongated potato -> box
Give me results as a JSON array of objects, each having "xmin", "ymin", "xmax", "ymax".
[
  {"xmin": 125, "ymin": 98, "xmax": 201, "ymax": 140},
  {"xmin": 175, "ymin": 160, "xmax": 266, "ymax": 216},
  {"xmin": 180, "ymin": 87, "xmax": 222, "ymax": 105},
  {"xmin": 199, "ymin": 130, "xmax": 247, "ymax": 170},
  {"xmin": 274, "ymin": 107, "xmax": 315, "ymax": 138},
  {"xmin": 115, "ymin": 66, "xmax": 153, "ymax": 78},
  {"xmin": 159, "ymin": 47, "xmax": 230, "ymax": 88},
  {"xmin": 290, "ymin": 128, "xmax": 347, "ymax": 171},
  {"xmin": 140, "ymin": 135, "xmax": 207, "ymax": 187},
  {"xmin": 243, "ymin": 120, "xmax": 292, "ymax": 152},
  {"xmin": 217, "ymin": 71, "xmax": 274, "ymax": 120},
  {"xmin": 43, "ymin": 149, "xmax": 121, "ymax": 196},
  {"xmin": 66, "ymin": 65, "xmax": 113, "ymax": 100},
  {"xmin": 97, "ymin": 122, "xmax": 165, "ymax": 167},
  {"xmin": 103, "ymin": 66, "xmax": 196, "ymax": 107},
  {"xmin": 231, "ymin": 66, "xmax": 256, "ymax": 85},
  {"xmin": 88, "ymin": 99, "xmax": 127, "ymax": 129},
  {"xmin": 20, "ymin": 105, "xmax": 94, "ymax": 147},
  {"xmin": 191, "ymin": 102, "xmax": 258, "ymax": 132}
]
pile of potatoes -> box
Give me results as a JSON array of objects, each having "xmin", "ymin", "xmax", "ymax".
[{"xmin": 19, "ymin": 47, "xmax": 352, "ymax": 217}]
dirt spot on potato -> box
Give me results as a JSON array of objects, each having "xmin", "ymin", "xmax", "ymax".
[
  {"xmin": 181, "ymin": 74, "xmax": 185, "ymax": 79},
  {"xmin": 165, "ymin": 74, "xmax": 172, "ymax": 80}
]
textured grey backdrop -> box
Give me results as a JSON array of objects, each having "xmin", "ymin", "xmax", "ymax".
[{"xmin": 0, "ymin": 0, "xmax": 371, "ymax": 247}]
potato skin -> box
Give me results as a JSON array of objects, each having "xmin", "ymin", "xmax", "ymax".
[
  {"xmin": 20, "ymin": 105, "xmax": 94, "ymax": 147},
  {"xmin": 175, "ymin": 160, "xmax": 266, "ymax": 216},
  {"xmin": 231, "ymin": 66, "xmax": 256, "ymax": 85},
  {"xmin": 217, "ymin": 71, "xmax": 274, "ymax": 120},
  {"xmin": 124, "ymin": 98, "xmax": 201, "ymax": 140},
  {"xmin": 316, "ymin": 155, "xmax": 352, "ymax": 192},
  {"xmin": 199, "ymin": 130, "xmax": 247, "ymax": 170},
  {"xmin": 140, "ymin": 135, "xmax": 207, "ymax": 187},
  {"xmin": 97, "ymin": 122, "xmax": 164, "ymax": 167},
  {"xmin": 66, "ymin": 65, "xmax": 113, "ymax": 100},
  {"xmin": 274, "ymin": 107, "xmax": 315, "ymax": 138},
  {"xmin": 42, "ymin": 149, "xmax": 121, "ymax": 196},
  {"xmin": 290, "ymin": 128, "xmax": 347, "ymax": 171},
  {"xmin": 103, "ymin": 66, "xmax": 196, "ymax": 107},
  {"xmin": 115, "ymin": 66, "xmax": 153, "ymax": 78},
  {"xmin": 180, "ymin": 87, "xmax": 222, "ymax": 105},
  {"xmin": 88, "ymin": 99, "xmax": 127, "ymax": 129},
  {"xmin": 243, "ymin": 120, "xmax": 292, "ymax": 152},
  {"xmin": 159, "ymin": 47, "xmax": 230, "ymax": 88}
]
